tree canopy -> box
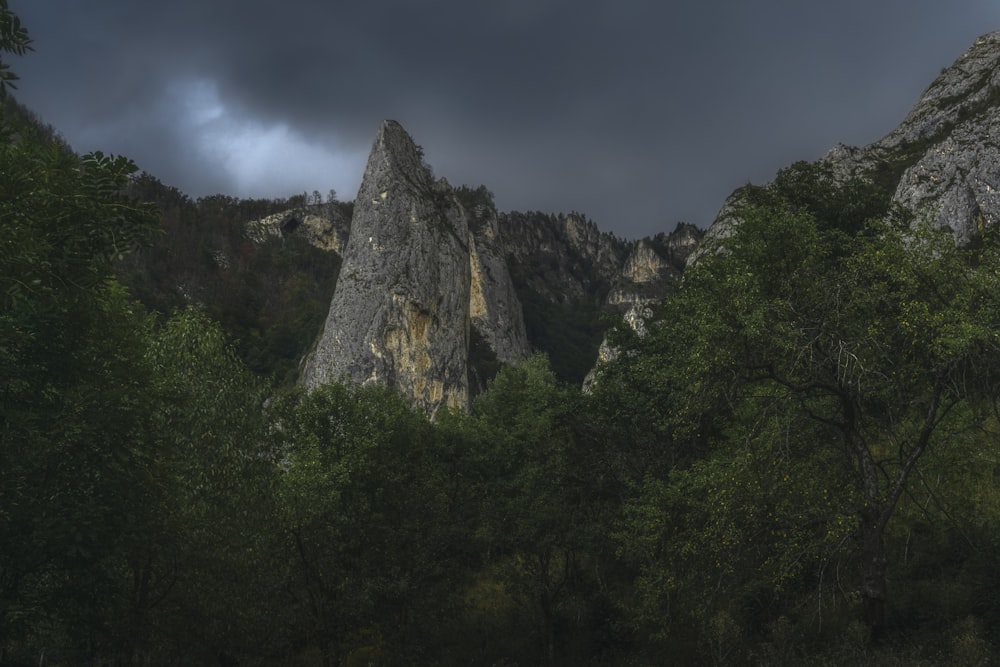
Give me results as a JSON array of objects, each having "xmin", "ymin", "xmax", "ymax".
[{"xmin": 5, "ymin": 3, "xmax": 1000, "ymax": 662}]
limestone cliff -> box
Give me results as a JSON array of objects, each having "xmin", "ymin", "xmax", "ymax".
[
  {"xmin": 247, "ymin": 203, "xmax": 351, "ymax": 253},
  {"xmin": 826, "ymin": 32, "xmax": 1000, "ymax": 243},
  {"xmin": 464, "ymin": 193, "xmax": 532, "ymax": 364},
  {"xmin": 701, "ymin": 31, "xmax": 1000, "ymax": 249},
  {"xmin": 607, "ymin": 223, "xmax": 703, "ymax": 307},
  {"xmin": 301, "ymin": 120, "xmax": 473, "ymax": 415},
  {"xmin": 585, "ymin": 223, "xmax": 703, "ymax": 389},
  {"xmin": 297, "ymin": 121, "xmax": 701, "ymax": 403},
  {"xmin": 492, "ymin": 209, "xmax": 701, "ymax": 384}
]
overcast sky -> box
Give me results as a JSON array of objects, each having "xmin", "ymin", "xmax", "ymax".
[{"xmin": 8, "ymin": 1, "xmax": 1000, "ymax": 239}]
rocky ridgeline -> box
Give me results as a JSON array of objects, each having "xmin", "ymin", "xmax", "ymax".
[
  {"xmin": 606, "ymin": 224, "xmax": 702, "ymax": 307},
  {"xmin": 826, "ymin": 31, "xmax": 1000, "ymax": 244},
  {"xmin": 583, "ymin": 224, "xmax": 703, "ymax": 390},
  {"xmin": 498, "ymin": 210, "xmax": 701, "ymax": 309},
  {"xmin": 292, "ymin": 121, "xmax": 698, "ymax": 412},
  {"xmin": 700, "ymin": 30, "xmax": 1000, "ymax": 249},
  {"xmin": 499, "ymin": 210, "xmax": 629, "ymax": 301},
  {"xmin": 246, "ymin": 203, "xmax": 351, "ymax": 253},
  {"xmin": 254, "ymin": 31, "xmax": 1000, "ymax": 411}
]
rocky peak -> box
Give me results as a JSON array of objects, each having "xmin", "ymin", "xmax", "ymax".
[
  {"xmin": 296, "ymin": 120, "xmax": 704, "ymax": 405},
  {"xmin": 301, "ymin": 120, "xmax": 473, "ymax": 415},
  {"xmin": 608, "ymin": 222, "xmax": 703, "ymax": 307},
  {"xmin": 825, "ymin": 31, "xmax": 1000, "ymax": 243},
  {"xmin": 658, "ymin": 222, "xmax": 704, "ymax": 264},
  {"xmin": 700, "ymin": 31, "xmax": 1000, "ymax": 249},
  {"xmin": 882, "ymin": 31, "xmax": 1000, "ymax": 151}
]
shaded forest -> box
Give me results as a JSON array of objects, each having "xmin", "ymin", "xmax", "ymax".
[{"xmin": 4, "ymin": 7, "xmax": 1000, "ymax": 666}]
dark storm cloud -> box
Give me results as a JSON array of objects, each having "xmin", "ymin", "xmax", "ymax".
[{"xmin": 8, "ymin": 0, "xmax": 1000, "ymax": 238}]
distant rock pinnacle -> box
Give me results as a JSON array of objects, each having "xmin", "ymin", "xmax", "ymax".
[{"xmin": 301, "ymin": 120, "xmax": 474, "ymax": 415}]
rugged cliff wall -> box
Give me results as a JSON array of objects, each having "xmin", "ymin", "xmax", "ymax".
[
  {"xmin": 585, "ymin": 223, "xmax": 704, "ymax": 389},
  {"xmin": 301, "ymin": 120, "xmax": 474, "ymax": 415},
  {"xmin": 497, "ymin": 210, "xmax": 689, "ymax": 384},
  {"xmin": 826, "ymin": 31, "xmax": 1000, "ymax": 243},
  {"xmin": 463, "ymin": 191, "xmax": 532, "ymax": 364},
  {"xmin": 500, "ymin": 211, "xmax": 629, "ymax": 302},
  {"xmin": 700, "ymin": 31, "xmax": 1000, "ymax": 249},
  {"xmin": 297, "ymin": 121, "xmax": 702, "ymax": 406},
  {"xmin": 607, "ymin": 223, "xmax": 703, "ymax": 307}
]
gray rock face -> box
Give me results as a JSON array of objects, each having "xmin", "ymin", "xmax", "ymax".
[
  {"xmin": 686, "ymin": 187, "xmax": 753, "ymax": 267},
  {"xmin": 586, "ymin": 223, "xmax": 704, "ymax": 389},
  {"xmin": 827, "ymin": 31, "xmax": 1000, "ymax": 242},
  {"xmin": 609, "ymin": 223, "xmax": 703, "ymax": 306},
  {"xmin": 247, "ymin": 204, "xmax": 351, "ymax": 253},
  {"xmin": 891, "ymin": 115, "xmax": 1000, "ymax": 244},
  {"xmin": 701, "ymin": 31, "xmax": 1000, "ymax": 248},
  {"xmin": 299, "ymin": 121, "xmax": 701, "ymax": 405},
  {"xmin": 466, "ymin": 201, "xmax": 532, "ymax": 363},
  {"xmin": 500, "ymin": 211, "xmax": 629, "ymax": 301},
  {"xmin": 301, "ymin": 120, "xmax": 472, "ymax": 415}
]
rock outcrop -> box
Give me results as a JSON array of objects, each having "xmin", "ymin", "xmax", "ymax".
[
  {"xmin": 498, "ymin": 210, "xmax": 699, "ymax": 385},
  {"xmin": 247, "ymin": 204, "xmax": 351, "ymax": 253},
  {"xmin": 585, "ymin": 223, "xmax": 703, "ymax": 389},
  {"xmin": 301, "ymin": 120, "xmax": 475, "ymax": 415},
  {"xmin": 608, "ymin": 223, "xmax": 702, "ymax": 307},
  {"xmin": 299, "ymin": 121, "xmax": 702, "ymax": 408},
  {"xmin": 465, "ymin": 195, "xmax": 532, "ymax": 364},
  {"xmin": 828, "ymin": 31, "xmax": 1000, "ymax": 243},
  {"xmin": 697, "ymin": 31, "xmax": 1000, "ymax": 250}
]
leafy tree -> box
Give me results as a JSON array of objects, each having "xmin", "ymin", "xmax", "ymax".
[
  {"xmin": 135, "ymin": 309, "xmax": 278, "ymax": 662},
  {"xmin": 0, "ymin": 138, "xmax": 162, "ymax": 659},
  {"xmin": 464, "ymin": 356, "xmax": 620, "ymax": 664},
  {"xmin": 271, "ymin": 382, "xmax": 469, "ymax": 665},
  {"xmin": 118, "ymin": 176, "xmax": 342, "ymax": 385},
  {"xmin": 0, "ymin": 0, "xmax": 30, "ymax": 91},
  {"xmin": 611, "ymin": 190, "xmax": 1000, "ymax": 645}
]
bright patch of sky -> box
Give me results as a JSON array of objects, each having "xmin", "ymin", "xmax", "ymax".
[{"xmin": 173, "ymin": 78, "xmax": 364, "ymax": 201}]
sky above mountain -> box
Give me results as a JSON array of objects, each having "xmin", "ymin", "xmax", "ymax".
[{"xmin": 8, "ymin": 1, "xmax": 1000, "ymax": 238}]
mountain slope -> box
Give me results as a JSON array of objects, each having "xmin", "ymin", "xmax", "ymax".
[
  {"xmin": 827, "ymin": 31, "xmax": 1000, "ymax": 243},
  {"xmin": 698, "ymin": 31, "xmax": 1000, "ymax": 251}
]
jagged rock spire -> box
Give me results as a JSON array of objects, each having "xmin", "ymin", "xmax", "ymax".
[{"xmin": 301, "ymin": 120, "xmax": 473, "ymax": 415}]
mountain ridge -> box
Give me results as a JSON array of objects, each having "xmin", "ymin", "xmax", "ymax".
[
  {"xmin": 90, "ymin": 29, "xmax": 1000, "ymax": 410},
  {"xmin": 298, "ymin": 120, "xmax": 696, "ymax": 411}
]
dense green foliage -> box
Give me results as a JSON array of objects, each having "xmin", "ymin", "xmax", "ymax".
[
  {"xmin": 118, "ymin": 176, "xmax": 343, "ymax": 386},
  {"xmin": 515, "ymin": 284, "xmax": 609, "ymax": 384},
  {"xmin": 591, "ymin": 163, "xmax": 1000, "ymax": 663},
  {"xmin": 6, "ymin": 7, "xmax": 1000, "ymax": 664},
  {"xmin": 0, "ymin": 0, "xmax": 29, "ymax": 92}
]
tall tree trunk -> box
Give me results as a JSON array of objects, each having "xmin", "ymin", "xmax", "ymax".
[
  {"xmin": 541, "ymin": 594, "xmax": 555, "ymax": 667},
  {"xmin": 849, "ymin": 420, "xmax": 889, "ymax": 639},
  {"xmin": 860, "ymin": 510, "xmax": 888, "ymax": 638}
]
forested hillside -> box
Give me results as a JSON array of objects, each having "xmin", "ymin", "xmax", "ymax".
[
  {"xmin": 116, "ymin": 176, "xmax": 344, "ymax": 386},
  {"xmin": 4, "ymin": 6, "xmax": 1000, "ymax": 665}
]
